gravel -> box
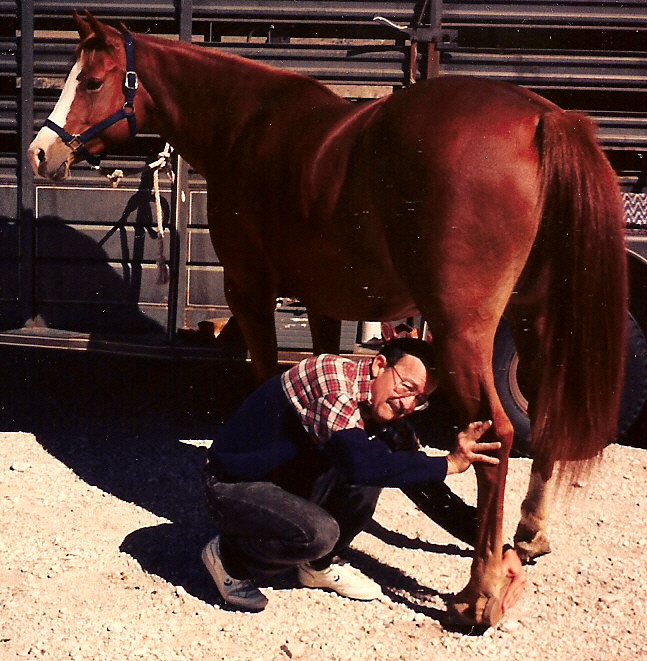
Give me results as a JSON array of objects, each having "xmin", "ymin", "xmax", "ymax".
[{"xmin": 1, "ymin": 349, "xmax": 646, "ymax": 660}]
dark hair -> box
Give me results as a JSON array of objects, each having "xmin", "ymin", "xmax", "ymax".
[{"xmin": 378, "ymin": 337, "xmax": 437, "ymax": 377}]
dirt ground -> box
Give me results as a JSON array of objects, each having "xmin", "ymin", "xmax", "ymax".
[{"xmin": 1, "ymin": 347, "xmax": 646, "ymax": 660}]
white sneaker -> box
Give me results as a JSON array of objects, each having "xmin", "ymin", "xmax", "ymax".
[
  {"xmin": 297, "ymin": 562, "xmax": 382, "ymax": 601},
  {"xmin": 201, "ymin": 536, "xmax": 268, "ymax": 611}
]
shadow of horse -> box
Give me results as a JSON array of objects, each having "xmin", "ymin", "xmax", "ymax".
[
  {"xmin": 0, "ymin": 345, "xmax": 252, "ymax": 599},
  {"xmin": 0, "ymin": 169, "xmax": 171, "ymax": 335}
]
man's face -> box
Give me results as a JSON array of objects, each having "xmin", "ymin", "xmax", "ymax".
[{"xmin": 369, "ymin": 353, "xmax": 438, "ymax": 423}]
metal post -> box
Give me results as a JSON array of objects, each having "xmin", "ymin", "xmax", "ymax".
[
  {"xmin": 424, "ymin": 0, "xmax": 444, "ymax": 79},
  {"xmin": 18, "ymin": 0, "xmax": 36, "ymax": 326},
  {"xmin": 404, "ymin": 0, "xmax": 445, "ymax": 83},
  {"xmin": 167, "ymin": 0, "xmax": 193, "ymax": 346}
]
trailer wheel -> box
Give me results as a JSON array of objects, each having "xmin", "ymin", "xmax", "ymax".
[
  {"xmin": 493, "ymin": 314, "xmax": 647, "ymax": 451},
  {"xmin": 492, "ymin": 321, "xmax": 531, "ymax": 454}
]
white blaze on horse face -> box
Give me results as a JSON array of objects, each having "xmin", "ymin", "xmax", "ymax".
[
  {"xmin": 28, "ymin": 60, "xmax": 83, "ymax": 178},
  {"xmin": 40, "ymin": 60, "xmax": 83, "ymax": 147}
]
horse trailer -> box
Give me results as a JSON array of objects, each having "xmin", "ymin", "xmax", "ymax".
[{"xmin": 3, "ymin": 1, "xmax": 647, "ymax": 442}]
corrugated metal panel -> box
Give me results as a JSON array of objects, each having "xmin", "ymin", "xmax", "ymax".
[
  {"xmin": 209, "ymin": 43, "xmax": 407, "ymax": 84},
  {"xmin": 437, "ymin": 1, "xmax": 646, "ymax": 190},
  {"xmin": 26, "ymin": 1, "xmax": 178, "ymax": 22},
  {"xmin": 442, "ymin": 1, "xmax": 646, "ymax": 28},
  {"xmin": 441, "ymin": 52, "xmax": 645, "ymax": 90},
  {"xmin": 192, "ymin": 1, "xmax": 425, "ymax": 25}
]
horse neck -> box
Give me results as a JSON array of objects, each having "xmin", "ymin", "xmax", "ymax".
[{"xmin": 132, "ymin": 33, "xmax": 346, "ymax": 176}]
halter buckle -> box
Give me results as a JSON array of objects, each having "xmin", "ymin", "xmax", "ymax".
[
  {"xmin": 67, "ymin": 135, "xmax": 84, "ymax": 152},
  {"xmin": 124, "ymin": 70, "xmax": 138, "ymax": 91}
]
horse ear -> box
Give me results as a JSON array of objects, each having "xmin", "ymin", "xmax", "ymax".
[
  {"xmin": 73, "ymin": 10, "xmax": 92, "ymax": 39},
  {"xmin": 78, "ymin": 10, "xmax": 108, "ymax": 44}
]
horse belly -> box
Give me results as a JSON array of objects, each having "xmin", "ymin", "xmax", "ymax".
[{"xmin": 274, "ymin": 235, "xmax": 419, "ymax": 321}]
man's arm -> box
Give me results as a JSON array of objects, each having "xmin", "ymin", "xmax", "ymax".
[
  {"xmin": 322, "ymin": 427, "xmax": 449, "ymax": 487},
  {"xmin": 322, "ymin": 419, "xmax": 499, "ymax": 488}
]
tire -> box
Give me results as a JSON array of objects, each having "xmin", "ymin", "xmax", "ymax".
[
  {"xmin": 493, "ymin": 314, "xmax": 647, "ymax": 452},
  {"xmin": 492, "ymin": 320, "xmax": 532, "ymax": 454}
]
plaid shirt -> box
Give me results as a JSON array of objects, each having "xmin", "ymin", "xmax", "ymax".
[{"xmin": 280, "ymin": 354, "xmax": 373, "ymax": 442}]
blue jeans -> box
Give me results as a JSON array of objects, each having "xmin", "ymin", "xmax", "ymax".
[{"xmin": 202, "ymin": 467, "xmax": 380, "ymax": 578}]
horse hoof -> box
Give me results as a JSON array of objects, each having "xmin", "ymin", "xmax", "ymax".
[
  {"xmin": 445, "ymin": 596, "xmax": 501, "ymax": 632},
  {"xmin": 446, "ymin": 572, "xmax": 515, "ymax": 632},
  {"xmin": 446, "ymin": 592, "xmax": 504, "ymax": 631},
  {"xmin": 514, "ymin": 526, "xmax": 552, "ymax": 564}
]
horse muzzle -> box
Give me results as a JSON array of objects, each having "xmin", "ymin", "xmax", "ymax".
[{"xmin": 28, "ymin": 134, "xmax": 73, "ymax": 181}]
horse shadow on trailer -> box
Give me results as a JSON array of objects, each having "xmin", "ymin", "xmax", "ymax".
[{"xmin": 23, "ymin": 173, "xmax": 171, "ymax": 337}]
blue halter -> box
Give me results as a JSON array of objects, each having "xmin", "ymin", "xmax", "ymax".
[{"xmin": 44, "ymin": 31, "xmax": 138, "ymax": 167}]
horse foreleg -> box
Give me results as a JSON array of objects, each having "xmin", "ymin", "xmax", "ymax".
[
  {"xmin": 514, "ymin": 456, "xmax": 554, "ymax": 563},
  {"xmin": 223, "ymin": 274, "xmax": 279, "ymax": 384},
  {"xmin": 306, "ymin": 311, "xmax": 342, "ymax": 355}
]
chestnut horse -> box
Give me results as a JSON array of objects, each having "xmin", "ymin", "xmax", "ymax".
[{"xmin": 28, "ymin": 13, "xmax": 627, "ymax": 627}]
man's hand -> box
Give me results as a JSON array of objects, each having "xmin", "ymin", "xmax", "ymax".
[
  {"xmin": 502, "ymin": 547, "xmax": 526, "ymax": 612},
  {"xmin": 446, "ymin": 420, "xmax": 501, "ymax": 475}
]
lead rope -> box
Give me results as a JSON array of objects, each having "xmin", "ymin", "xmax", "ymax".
[
  {"xmin": 150, "ymin": 143, "xmax": 174, "ymax": 285},
  {"xmin": 98, "ymin": 143, "xmax": 175, "ymax": 285}
]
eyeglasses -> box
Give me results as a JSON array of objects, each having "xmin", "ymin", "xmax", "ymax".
[{"xmin": 390, "ymin": 363, "xmax": 429, "ymax": 411}]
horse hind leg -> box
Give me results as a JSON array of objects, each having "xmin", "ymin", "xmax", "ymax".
[
  {"xmin": 506, "ymin": 310, "xmax": 554, "ymax": 563},
  {"xmin": 406, "ymin": 253, "xmax": 528, "ymax": 627},
  {"xmin": 514, "ymin": 459, "xmax": 554, "ymax": 563}
]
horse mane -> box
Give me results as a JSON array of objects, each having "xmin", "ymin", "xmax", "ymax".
[{"xmin": 74, "ymin": 10, "xmax": 342, "ymax": 105}]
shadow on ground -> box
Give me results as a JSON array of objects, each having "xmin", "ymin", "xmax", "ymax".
[{"xmin": 0, "ymin": 345, "xmax": 256, "ymax": 601}]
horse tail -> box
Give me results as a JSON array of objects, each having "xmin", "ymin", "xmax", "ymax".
[{"xmin": 531, "ymin": 109, "xmax": 627, "ymax": 478}]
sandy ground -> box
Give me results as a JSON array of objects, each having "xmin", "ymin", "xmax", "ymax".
[{"xmin": 0, "ymin": 348, "xmax": 646, "ymax": 660}]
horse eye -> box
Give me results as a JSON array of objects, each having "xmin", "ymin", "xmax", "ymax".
[{"xmin": 85, "ymin": 77, "xmax": 103, "ymax": 91}]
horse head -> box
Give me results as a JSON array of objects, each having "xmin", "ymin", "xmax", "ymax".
[{"xmin": 28, "ymin": 11, "xmax": 150, "ymax": 181}]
